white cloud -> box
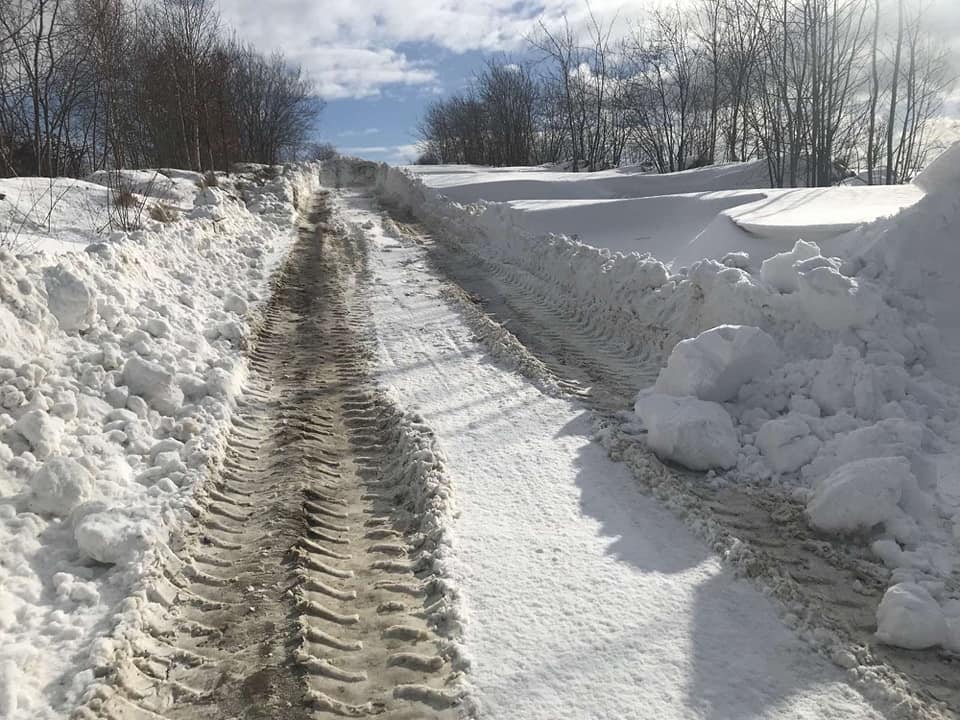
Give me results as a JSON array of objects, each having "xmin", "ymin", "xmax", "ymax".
[
  {"xmin": 339, "ymin": 143, "xmax": 424, "ymax": 165},
  {"xmin": 217, "ymin": 0, "xmax": 960, "ymax": 100},
  {"xmin": 338, "ymin": 127, "xmax": 381, "ymax": 137},
  {"xmin": 293, "ymin": 47, "xmax": 437, "ymax": 100},
  {"xmin": 216, "ymin": 0, "xmax": 656, "ymax": 99}
]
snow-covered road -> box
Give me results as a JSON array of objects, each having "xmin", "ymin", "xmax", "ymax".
[{"xmin": 340, "ymin": 190, "xmax": 887, "ymax": 720}]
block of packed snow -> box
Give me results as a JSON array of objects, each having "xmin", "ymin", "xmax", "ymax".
[
  {"xmin": 74, "ymin": 510, "xmax": 151, "ymax": 565},
  {"xmin": 654, "ymin": 325, "xmax": 783, "ymax": 403},
  {"xmin": 913, "ymin": 141, "xmax": 960, "ymax": 194},
  {"xmin": 224, "ymin": 293, "xmax": 249, "ymax": 315},
  {"xmin": 760, "ymin": 240, "xmax": 821, "ymax": 292},
  {"xmin": 806, "ymin": 456, "xmax": 910, "ymax": 533},
  {"xmin": 144, "ymin": 317, "xmax": 170, "ymax": 338},
  {"xmin": 721, "ymin": 251, "xmax": 751, "ymax": 270},
  {"xmin": 0, "ymin": 660, "xmax": 22, "ymax": 716},
  {"xmin": 756, "ymin": 415, "xmax": 821, "ymax": 474},
  {"xmin": 810, "ymin": 345, "xmax": 859, "ymax": 414},
  {"xmin": 11, "ymin": 409, "xmax": 63, "ymax": 458},
  {"xmin": 635, "ymin": 392, "xmax": 739, "ymax": 471},
  {"xmin": 28, "ymin": 456, "xmax": 95, "ymax": 516},
  {"xmin": 836, "ymin": 419, "xmax": 923, "ymax": 466},
  {"xmin": 797, "ymin": 263, "xmax": 882, "ymax": 331},
  {"xmin": 122, "ymin": 356, "xmax": 183, "ymax": 415},
  {"xmin": 871, "ymin": 539, "xmax": 905, "ymax": 569},
  {"xmin": 43, "ymin": 265, "xmax": 97, "ymax": 333},
  {"xmin": 876, "ymin": 582, "xmax": 947, "ymax": 650}
]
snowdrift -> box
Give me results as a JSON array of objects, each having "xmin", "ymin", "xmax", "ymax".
[{"xmin": 409, "ymin": 161, "xmax": 923, "ymax": 265}]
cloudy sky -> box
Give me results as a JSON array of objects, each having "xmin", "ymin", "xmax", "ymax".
[{"xmin": 217, "ymin": 0, "xmax": 960, "ymax": 165}]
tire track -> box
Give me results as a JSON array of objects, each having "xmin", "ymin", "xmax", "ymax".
[
  {"xmin": 373, "ymin": 198, "xmax": 959, "ymax": 720},
  {"xmin": 74, "ymin": 193, "xmax": 466, "ymax": 720}
]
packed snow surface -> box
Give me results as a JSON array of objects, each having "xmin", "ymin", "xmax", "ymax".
[{"xmin": 342, "ymin": 190, "xmax": 885, "ymax": 720}]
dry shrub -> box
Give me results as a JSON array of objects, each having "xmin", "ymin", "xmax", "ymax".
[
  {"xmin": 115, "ymin": 188, "xmax": 137, "ymax": 207},
  {"xmin": 149, "ymin": 203, "xmax": 178, "ymax": 223}
]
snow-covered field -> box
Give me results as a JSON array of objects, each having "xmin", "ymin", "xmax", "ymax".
[
  {"xmin": 409, "ymin": 161, "xmax": 924, "ymax": 266},
  {"xmin": 0, "ymin": 164, "xmax": 318, "ymax": 717}
]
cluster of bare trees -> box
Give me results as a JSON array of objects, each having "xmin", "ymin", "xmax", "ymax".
[
  {"xmin": 419, "ymin": 0, "xmax": 953, "ymax": 186},
  {"xmin": 0, "ymin": 0, "xmax": 322, "ymax": 178}
]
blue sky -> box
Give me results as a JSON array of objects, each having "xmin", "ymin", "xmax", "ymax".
[
  {"xmin": 320, "ymin": 47, "xmax": 489, "ymax": 165},
  {"xmin": 215, "ymin": 0, "xmax": 565, "ymax": 164},
  {"xmin": 216, "ymin": 0, "xmax": 960, "ymax": 165}
]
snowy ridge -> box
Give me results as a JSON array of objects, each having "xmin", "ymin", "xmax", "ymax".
[
  {"xmin": 324, "ymin": 154, "xmax": 960, "ymax": 664},
  {"xmin": 0, "ymin": 163, "xmax": 319, "ymax": 718}
]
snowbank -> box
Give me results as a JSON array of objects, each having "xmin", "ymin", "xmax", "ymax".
[{"xmin": 0, "ymin": 162, "xmax": 319, "ymax": 718}]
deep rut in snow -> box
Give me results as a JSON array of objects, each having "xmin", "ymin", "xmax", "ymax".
[
  {"xmin": 76, "ymin": 193, "xmax": 464, "ymax": 720},
  {"xmin": 374, "ymin": 198, "xmax": 960, "ymax": 720}
]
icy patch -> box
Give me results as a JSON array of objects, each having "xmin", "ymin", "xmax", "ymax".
[{"xmin": 634, "ymin": 392, "xmax": 739, "ymax": 470}]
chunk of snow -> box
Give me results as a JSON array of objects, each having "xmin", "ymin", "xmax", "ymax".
[
  {"xmin": 875, "ymin": 582, "xmax": 948, "ymax": 650},
  {"xmin": 44, "ymin": 265, "xmax": 96, "ymax": 332},
  {"xmin": 760, "ymin": 239, "xmax": 820, "ymax": 292},
  {"xmin": 806, "ymin": 457, "xmax": 910, "ymax": 534},
  {"xmin": 10, "ymin": 409, "xmax": 63, "ymax": 458},
  {"xmin": 635, "ymin": 392, "xmax": 739, "ymax": 471},
  {"xmin": 74, "ymin": 510, "xmax": 152, "ymax": 565},
  {"xmin": 144, "ymin": 317, "xmax": 170, "ymax": 338},
  {"xmin": 0, "ymin": 660, "xmax": 22, "ymax": 716},
  {"xmin": 755, "ymin": 415, "xmax": 821, "ymax": 474},
  {"xmin": 796, "ymin": 263, "xmax": 881, "ymax": 331},
  {"xmin": 122, "ymin": 356, "xmax": 183, "ymax": 415},
  {"xmin": 654, "ymin": 325, "xmax": 783, "ymax": 403},
  {"xmin": 836, "ymin": 419, "xmax": 923, "ymax": 466},
  {"xmin": 28, "ymin": 456, "xmax": 95, "ymax": 516},
  {"xmin": 810, "ymin": 345, "xmax": 859, "ymax": 415},
  {"xmin": 721, "ymin": 251, "xmax": 751, "ymax": 270},
  {"xmin": 224, "ymin": 293, "xmax": 249, "ymax": 315},
  {"xmin": 871, "ymin": 539, "xmax": 905, "ymax": 569}
]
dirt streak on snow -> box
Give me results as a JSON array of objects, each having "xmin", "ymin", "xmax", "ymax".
[{"xmin": 339, "ymin": 190, "xmax": 884, "ymax": 720}]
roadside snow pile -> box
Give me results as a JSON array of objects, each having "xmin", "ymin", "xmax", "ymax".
[
  {"xmin": 332, "ymin": 150, "xmax": 960, "ymax": 655},
  {"xmin": 0, "ymin": 163, "xmax": 317, "ymax": 719}
]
